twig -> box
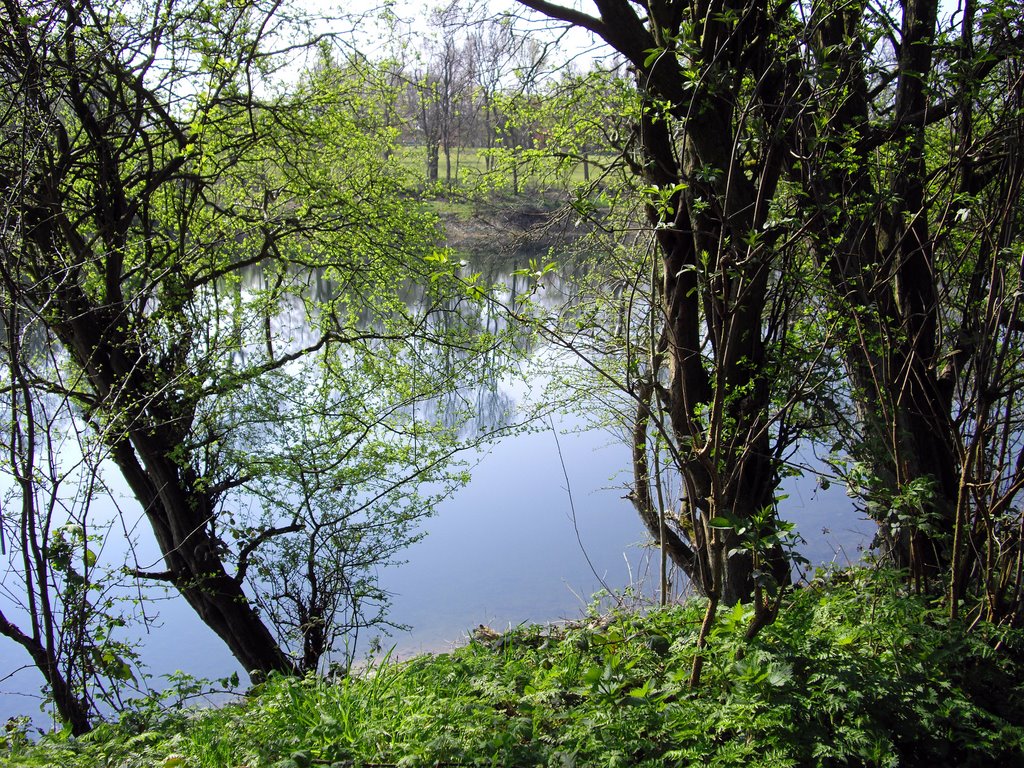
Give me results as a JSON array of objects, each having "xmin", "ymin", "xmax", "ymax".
[{"xmin": 549, "ymin": 416, "xmax": 613, "ymax": 600}]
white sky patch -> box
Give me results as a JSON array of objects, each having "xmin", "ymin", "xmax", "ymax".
[{"xmin": 273, "ymin": 0, "xmax": 610, "ymax": 84}]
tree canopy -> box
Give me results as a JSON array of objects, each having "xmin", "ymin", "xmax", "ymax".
[{"xmin": 0, "ymin": 0, "xmax": 508, "ymax": 729}]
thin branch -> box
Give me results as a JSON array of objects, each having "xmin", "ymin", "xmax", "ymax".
[{"xmin": 234, "ymin": 523, "xmax": 304, "ymax": 585}]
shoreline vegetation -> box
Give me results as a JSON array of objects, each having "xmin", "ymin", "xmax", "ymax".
[
  {"xmin": 6, "ymin": 567, "xmax": 1024, "ymax": 767},
  {"xmin": 437, "ymin": 195, "xmax": 590, "ymax": 260},
  {"xmin": 5, "ymin": 1, "xmax": 1024, "ymax": 762}
]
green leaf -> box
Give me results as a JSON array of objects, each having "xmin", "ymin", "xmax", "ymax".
[{"xmin": 643, "ymin": 48, "xmax": 664, "ymax": 68}]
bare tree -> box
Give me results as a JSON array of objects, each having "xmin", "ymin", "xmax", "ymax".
[{"xmin": 467, "ymin": 16, "xmax": 522, "ymax": 171}]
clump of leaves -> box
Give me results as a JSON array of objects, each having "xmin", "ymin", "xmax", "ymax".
[{"xmin": 10, "ymin": 567, "xmax": 1024, "ymax": 767}]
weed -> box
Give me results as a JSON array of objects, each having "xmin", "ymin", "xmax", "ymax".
[{"xmin": 8, "ymin": 568, "xmax": 1024, "ymax": 767}]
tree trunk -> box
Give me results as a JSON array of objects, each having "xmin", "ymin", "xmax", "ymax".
[
  {"xmin": 98, "ymin": 388, "xmax": 297, "ymax": 678},
  {"xmin": 512, "ymin": 0, "xmax": 797, "ymax": 606},
  {"xmin": 42, "ymin": 280, "xmax": 297, "ymax": 678},
  {"xmin": 426, "ymin": 142, "xmax": 440, "ymax": 183},
  {"xmin": 0, "ymin": 612, "xmax": 92, "ymax": 735},
  {"xmin": 798, "ymin": 0, "xmax": 956, "ymax": 584}
]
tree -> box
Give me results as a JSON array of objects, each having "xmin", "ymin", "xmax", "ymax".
[
  {"xmin": 0, "ymin": 0, "xmax": 496, "ymax": 698},
  {"xmin": 467, "ymin": 16, "xmax": 522, "ymax": 172},
  {"xmin": 794, "ymin": 0, "xmax": 1024, "ymax": 607},
  {"xmin": 513, "ymin": 0, "xmax": 815, "ymax": 626},
  {"xmin": 0, "ymin": 307, "xmax": 143, "ymax": 733},
  {"xmin": 491, "ymin": 63, "xmax": 632, "ymax": 194},
  {"xmin": 517, "ymin": 0, "xmax": 1024, "ymax": 623},
  {"xmin": 416, "ymin": 4, "xmax": 478, "ymax": 187}
]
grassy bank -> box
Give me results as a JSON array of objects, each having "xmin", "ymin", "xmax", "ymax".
[{"xmin": 5, "ymin": 569, "xmax": 1024, "ymax": 767}]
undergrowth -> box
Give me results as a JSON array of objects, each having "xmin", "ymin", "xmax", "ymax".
[{"xmin": 5, "ymin": 568, "xmax": 1024, "ymax": 767}]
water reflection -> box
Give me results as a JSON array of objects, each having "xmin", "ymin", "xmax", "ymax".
[
  {"xmin": 0, "ymin": 249, "xmax": 587, "ymax": 722},
  {"xmin": 0, "ymin": 249, "xmax": 873, "ymax": 725}
]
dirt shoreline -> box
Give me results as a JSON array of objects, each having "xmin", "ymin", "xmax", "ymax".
[{"xmin": 439, "ymin": 200, "xmax": 588, "ymax": 257}]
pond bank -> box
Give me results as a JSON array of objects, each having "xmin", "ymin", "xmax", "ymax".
[{"xmin": 8, "ymin": 568, "xmax": 1024, "ymax": 768}]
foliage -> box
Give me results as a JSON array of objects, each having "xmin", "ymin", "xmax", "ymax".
[
  {"xmin": 474, "ymin": 66, "xmax": 632, "ymax": 206},
  {"xmin": 508, "ymin": 0, "xmax": 1024, "ymax": 628},
  {"xmin": 786, "ymin": 0, "xmax": 1024, "ymax": 604},
  {"xmin": 0, "ymin": 0, "xmax": 512, "ymax": 714},
  {"xmin": 8, "ymin": 568, "xmax": 1024, "ymax": 767}
]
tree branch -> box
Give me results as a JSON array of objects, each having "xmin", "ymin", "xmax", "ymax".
[
  {"xmin": 234, "ymin": 523, "xmax": 304, "ymax": 585},
  {"xmin": 515, "ymin": 0, "xmax": 608, "ymax": 38}
]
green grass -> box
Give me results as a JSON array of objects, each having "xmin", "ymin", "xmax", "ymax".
[
  {"xmin": 396, "ymin": 145, "xmax": 614, "ymax": 192},
  {"xmin": 6, "ymin": 568, "xmax": 1024, "ymax": 767}
]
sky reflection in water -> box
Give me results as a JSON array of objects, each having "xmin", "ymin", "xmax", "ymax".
[{"xmin": 0, "ymin": 262, "xmax": 876, "ymax": 725}]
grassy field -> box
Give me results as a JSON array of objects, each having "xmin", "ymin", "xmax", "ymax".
[
  {"xmin": 6, "ymin": 568, "xmax": 1024, "ymax": 767},
  {"xmin": 395, "ymin": 145, "xmax": 613, "ymax": 193}
]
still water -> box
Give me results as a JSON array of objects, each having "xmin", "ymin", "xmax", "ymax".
[
  {"xmin": 0, "ymin": 257, "xmax": 875, "ymax": 726},
  {"xmin": 0, "ymin": 413, "xmax": 873, "ymax": 725}
]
